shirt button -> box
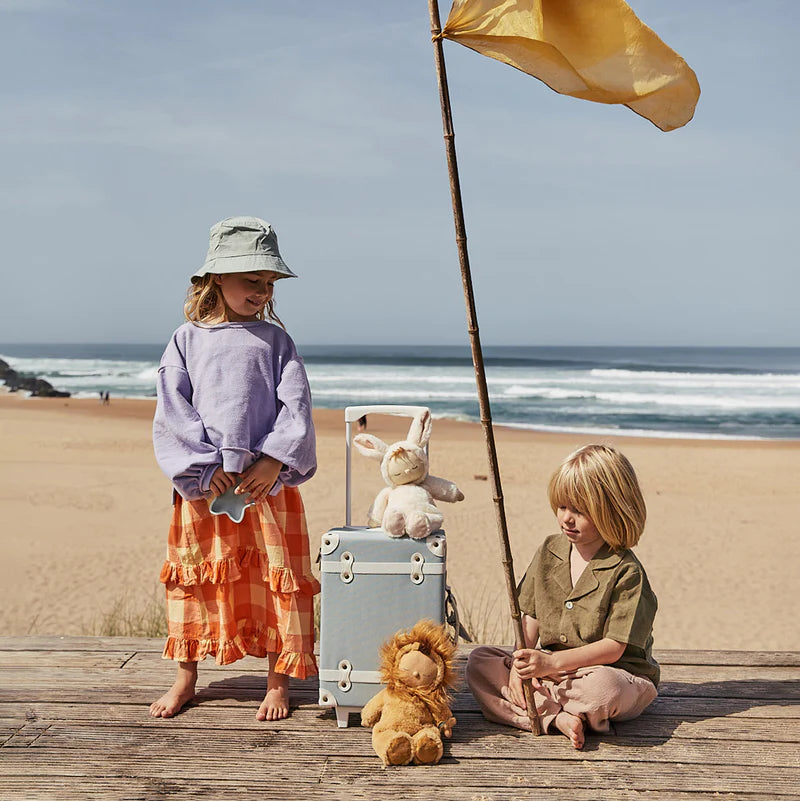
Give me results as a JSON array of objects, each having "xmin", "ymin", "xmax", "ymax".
[
  {"xmin": 559, "ymin": 634, "xmax": 567, "ymax": 643},
  {"xmin": 565, "ymin": 601, "xmax": 574, "ymax": 610}
]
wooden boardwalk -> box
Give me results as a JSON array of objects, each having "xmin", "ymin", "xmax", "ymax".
[{"xmin": 0, "ymin": 637, "xmax": 798, "ymax": 800}]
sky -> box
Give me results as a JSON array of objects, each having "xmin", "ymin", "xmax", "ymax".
[{"xmin": 1, "ymin": 0, "xmax": 797, "ymax": 348}]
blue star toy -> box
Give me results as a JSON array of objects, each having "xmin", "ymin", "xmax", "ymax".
[{"xmin": 208, "ymin": 483, "xmax": 253, "ymax": 523}]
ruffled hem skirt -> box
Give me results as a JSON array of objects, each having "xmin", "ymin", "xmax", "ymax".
[{"xmin": 160, "ymin": 486, "xmax": 320, "ymax": 679}]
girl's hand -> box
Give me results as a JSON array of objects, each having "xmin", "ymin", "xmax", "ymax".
[
  {"xmin": 236, "ymin": 455, "xmax": 283, "ymax": 503},
  {"xmin": 512, "ymin": 648, "xmax": 557, "ymax": 680},
  {"xmin": 209, "ymin": 467, "xmax": 238, "ymax": 497}
]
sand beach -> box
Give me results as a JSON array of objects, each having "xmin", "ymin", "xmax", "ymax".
[{"xmin": 1, "ymin": 390, "xmax": 798, "ymax": 651}]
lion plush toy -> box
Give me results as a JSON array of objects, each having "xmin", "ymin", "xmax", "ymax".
[
  {"xmin": 353, "ymin": 409, "xmax": 464, "ymax": 539},
  {"xmin": 361, "ymin": 620, "xmax": 457, "ymax": 766}
]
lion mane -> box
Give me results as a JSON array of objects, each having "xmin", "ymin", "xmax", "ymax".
[{"xmin": 378, "ymin": 619, "xmax": 457, "ymax": 713}]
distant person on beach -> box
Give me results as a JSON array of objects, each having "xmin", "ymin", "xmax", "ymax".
[
  {"xmin": 103, "ymin": 391, "xmax": 110, "ymax": 405},
  {"xmin": 466, "ymin": 445, "xmax": 658, "ymax": 749},
  {"xmin": 151, "ymin": 216, "xmax": 318, "ymax": 721},
  {"xmin": 357, "ymin": 414, "xmax": 367, "ymax": 432}
]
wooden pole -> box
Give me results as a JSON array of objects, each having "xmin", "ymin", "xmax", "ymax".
[{"xmin": 427, "ymin": 0, "xmax": 542, "ymax": 736}]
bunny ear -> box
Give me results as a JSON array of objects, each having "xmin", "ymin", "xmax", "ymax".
[
  {"xmin": 407, "ymin": 410, "xmax": 432, "ymax": 447},
  {"xmin": 353, "ymin": 433, "xmax": 388, "ymax": 461}
]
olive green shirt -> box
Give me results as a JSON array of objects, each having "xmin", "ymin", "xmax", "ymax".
[{"xmin": 517, "ymin": 533, "xmax": 660, "ymax": 686}]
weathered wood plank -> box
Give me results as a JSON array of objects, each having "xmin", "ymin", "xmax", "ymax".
[
  {"xmin": 4, "ymin": 688, "xmax": 797, "ymax": 721},
  {"xmin": 658, "ymin": 663, "xmax": 800, "ymax": 683},
  {"xmin": 1, "ymin": 637, "xmax": 797, "ymax": 801},
  {"xmin": 645, "ymin": 695, "xmax": 798, "ymax": 718},
  {"xmin": 112, "ymin": 656, "xmax": 800, "ymax": 691},
  {"xmin": 0, "ymin": 686, "xmax": 794, "ymax": 719},
  {"xmin": 0, "ymin": 636, "xmax": 163, "ymax": 652},
  {"xmin": 1, "ymin": 752, "xmax": 797, "ymax": 795},
  {"xmin": 1, "ymin": 666, "xmax": 796, "ymax": 708},
  {"xmin": 323, "ymin": 759, "xmax": 800, "ymax": 795},
  {"xmin": 3, "ymin": 708, "xmax": 799, "ymax": 748},
  {"xmin": 2, "ymin": 660, "xmax": 798, "ymax": 686},
  {"xmin": 0, "ymin": 778, "xmax": 781, "ymax": 801},
  {"xmin": 3, "ymin": 701, "xmax": 797, "ymax": 738},
  {"xmin": 0, "ymin": 650, "xmax": 135, "ymax": 669},
  {"xmin": 613, "ymin": 714, "xmax": 800, "ymax": 742},
  {"xmin": 10, "ymin": 720, "xmax": 799, "ymax": 769},
  {"xmin": 7, "ymin": 693, "xmax": 793, "ymax": 721},
  {"xmin": 652, "ymin": 650, "xmax": 800, "ymax": 667},
  {"xmin": 116, "ymin": 647, "xmax": 800, "ymax": 674}
]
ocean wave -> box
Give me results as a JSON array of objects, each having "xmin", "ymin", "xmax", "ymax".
[
  {"xmin": 307, "ymin": 370, "xmax": 475, "ymax": 385},
  {"xmin": 591, "ymin": 368, "xmax": 800, "ymax": 388},
  {"xmin": 3, "ymin": 344, "xmax": 799, "ymax": 439},
  {"xmin": 591, "ymin": 391, "xmax": 800, "ymax": 410},
  {"xmin": 502, "ymin": 385, "xmax": 592, "ymax": 400},
  {"xmin": 136, "ymin": 366, "xmax": 160, "ymax": 381},
  {"xmin": 499, "ymin": 421, "xmax": 768, "ymax": 441},
  {"xmin": 498, "ymin": 385, "xmax": 799, "ymax": 410},
  {"xmin": 310, "ymin": 387, "xmax": 479, "ymax": 402}
]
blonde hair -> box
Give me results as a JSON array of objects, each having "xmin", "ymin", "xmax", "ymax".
[
  {"xmin": 547, "ymin": 444, "xmax": 646, "ymax": 550},
  {"xmin": 184, "ymin": 273, "xmax": 285, "ymax": 328}
]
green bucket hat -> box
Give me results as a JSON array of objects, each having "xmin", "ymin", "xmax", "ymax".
[{"xmin": 192, "ymin": 216, "xmax": 297, "ymax": 281}]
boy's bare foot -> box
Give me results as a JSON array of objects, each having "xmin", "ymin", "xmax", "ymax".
[
  {"xmin": 150, "ymin": 663, "xmax": 197, "ymax": 718},
  {"xmin": 257, "ymin": 672, "xmax": 290, "ymax": 721},
  {"xmin": 554, "ymin": 710, "xmax": 585, "ymax": 749}
]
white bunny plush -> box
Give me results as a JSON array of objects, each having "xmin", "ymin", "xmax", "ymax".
[{"xmin": 353, "ymin": 410, "xmax": 464, "ymax": 539}]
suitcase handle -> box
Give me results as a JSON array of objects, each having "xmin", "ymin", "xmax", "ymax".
[
  {"xmin": 344, "ymin": 405, "xmax": 430, "ymax": 423},
  {"xmin": 344, "ymin": 404, "xmax": 431, "ymax": 527}
]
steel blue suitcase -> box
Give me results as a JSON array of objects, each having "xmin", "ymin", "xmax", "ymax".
[{"xmin": 317, "ymin": 405, "xmax": 452, "ymax": 728}]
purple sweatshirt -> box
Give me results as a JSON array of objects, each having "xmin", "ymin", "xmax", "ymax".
[{"xmin": 153, "ymin": 321, "xmax": 316, "ymax": 500}]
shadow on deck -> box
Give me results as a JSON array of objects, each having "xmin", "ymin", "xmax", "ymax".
[{"xmin": 0, "ymin": 637, "xmax": 798, "ymax": 800}]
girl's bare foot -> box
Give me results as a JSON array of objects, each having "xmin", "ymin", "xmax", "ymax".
[
  {"xmin": 554, "ymin": 710, "xmax": 585, "ymax": 749},
  {"xmin": 257, "ymin": 672, "xmax": 290, "ymax": 721},
  {"xmin": 150, "ymin": 662, "xmax": 197, "ymax": 718}
]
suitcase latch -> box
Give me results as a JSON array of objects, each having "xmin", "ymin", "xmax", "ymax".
[
  {"xmin": 322, "ymin": 549, "xmax": 443, "ymax": 583},
  {"xmin": 336, "ymin": 659, "xmax": 353, "ymax": 691},
  {"xmin": 339, "ymin": 551, "xmax": 355, "ymax": 583},
  {"xmin": 410, "ymin": 552, "xmax": 426, "ymax": 585}
]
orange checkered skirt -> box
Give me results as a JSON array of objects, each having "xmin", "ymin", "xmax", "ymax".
[{"xmin": 159, "ymin": 486, "xmax": 320, "ymax": 679}]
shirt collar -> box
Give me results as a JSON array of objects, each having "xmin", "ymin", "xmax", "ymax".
[{"xmin": 547, "ymin": 533, "xmax": 624, "ymax": 569}]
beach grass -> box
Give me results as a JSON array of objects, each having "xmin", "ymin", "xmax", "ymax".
[
  {"xmin": 88, "ymin": 587, "xmax": 168, "ymax": 638},
  {"xmin": 84, "ymin": 585, "xmax": 512, "ymax": 644},
  {"xmin": 455, "ymin": 583, "xmax": 513, "ymax": 646}
]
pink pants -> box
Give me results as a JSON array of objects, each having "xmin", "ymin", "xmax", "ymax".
[{"xmin": 466, "ymin": 646, "xmax": 657, "ymax": 734}]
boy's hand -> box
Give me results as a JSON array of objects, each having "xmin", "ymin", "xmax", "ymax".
[
  {"xmin": 512, "ymin": 648, "xmax": 557, "ymax": 681},
  {"xmin": 505, "ymin": 665, "xmax": 526, "ymax": 708},
  {"xmin": 236, "ymin": 455, "xmax": 283, "ymax": 503},
  {"xmin": 505, "ymin": 664, "xmax": 543, "ymax": 710},
  {"xmin": 209, "ymin": 467, "xmax": 238, "ymax": 497}
]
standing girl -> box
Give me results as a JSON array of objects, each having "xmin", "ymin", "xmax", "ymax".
[
  {"xmin": 466, "ymin": 444, "xmax": 659, "ymax": 749},
  {"xmin": 150, "ymin": 216, "xmax": 319, "ymax": 721}
]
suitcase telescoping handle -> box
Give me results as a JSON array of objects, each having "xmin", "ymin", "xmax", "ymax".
[{"xmin": 344, "ymin": 405, "xmax": 431, "ymax": 527}]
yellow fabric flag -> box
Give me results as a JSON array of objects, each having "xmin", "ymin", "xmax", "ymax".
[{"xmin": 441, "ymin": 0, "xmax": 700, "ymax": 131}]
